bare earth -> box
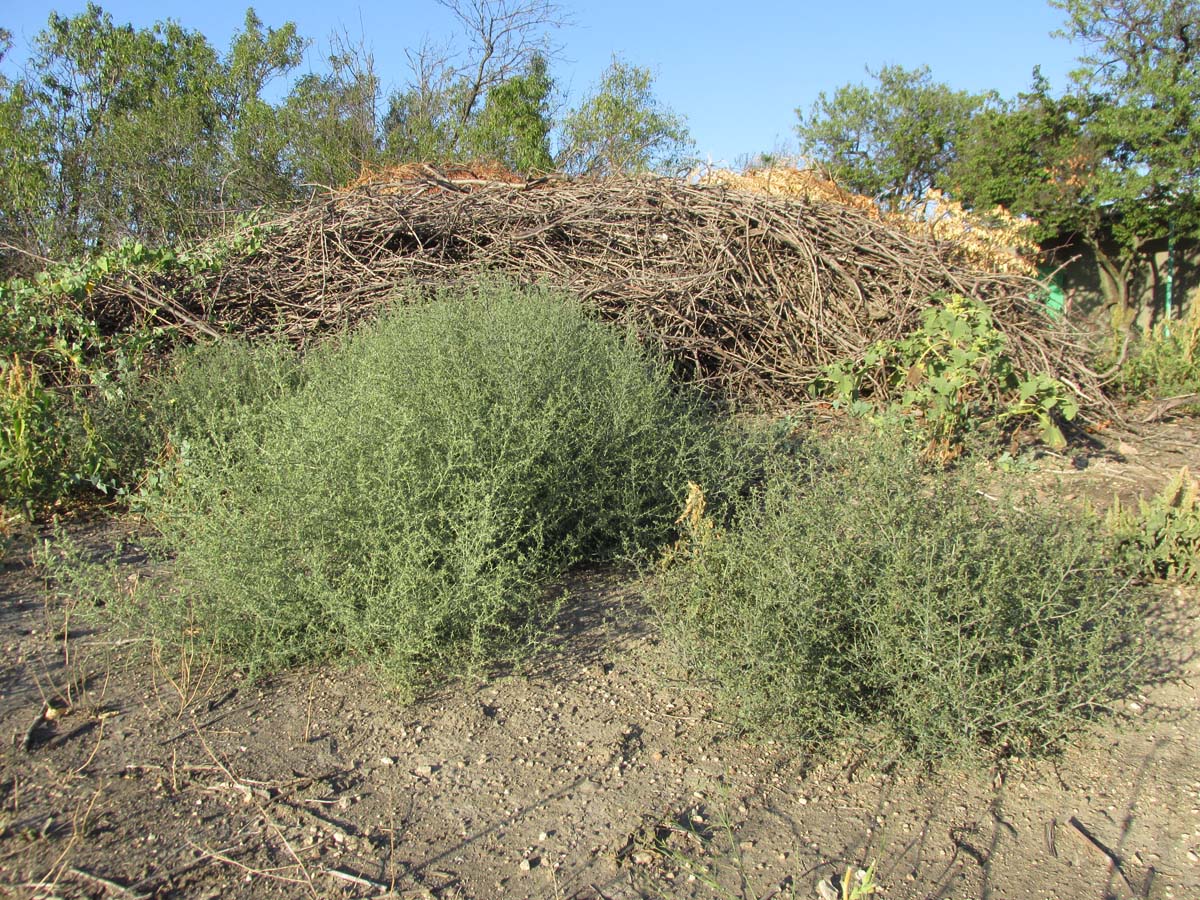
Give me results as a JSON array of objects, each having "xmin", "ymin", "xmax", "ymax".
[{"xmin": 2, "ymin": 418, "xmax": 1198, "ymax": 900}]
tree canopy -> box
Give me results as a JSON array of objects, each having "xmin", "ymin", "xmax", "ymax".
[
  {"xmin": 795, "ymin": 64, "xmax": 987, "ymax": 211},
  {"xmin": 559, "ymin": 57, "xmax": 693, "ymax": 177},
  {"xmin": 798, "ymin": 1, "xmax": 1200, "ymax": 321},
  {"xmin": 0, "ymin": 1, "xmax": 690, "ymax": 272}
]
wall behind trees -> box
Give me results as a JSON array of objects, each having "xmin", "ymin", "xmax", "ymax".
[{"xmin": 1050, "ymin": 235, "xmax": 1200, "ymax": 330}]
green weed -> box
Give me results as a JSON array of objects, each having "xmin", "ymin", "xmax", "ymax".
[
  {"xmin": 1105, "ymin": 467, "xmax": 1200, "ymax": 584},
  {"xmin": 816, "ymin": 294, "xmax": 1078, "ymax": 455},
  {"xmin": 147, "ymin": 280, "xmax": 747, "ymax": 692},
  {"xmin": 657, "ymin": 428, "xmax": 1147, "ymax": 762},
  {"xmin": 1116, "ymin": 306, "xmax": 1200, "ymax": 406}
]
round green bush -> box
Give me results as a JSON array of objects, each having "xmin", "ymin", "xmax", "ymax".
[
  {"xmin": 657, "ymin": 431, "xmax": 1148, "ymax": 762},
  {"xmin": 151, "ymin": 281, "xmax": 742, "ymax": 690}
]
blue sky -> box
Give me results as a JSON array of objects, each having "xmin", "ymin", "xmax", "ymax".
[{"xmin": 2, "ymin": 0, "xmax": 1082, "ymax": 166}]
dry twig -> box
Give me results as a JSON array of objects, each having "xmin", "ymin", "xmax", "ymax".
[{"xmin": 86, "ymin": 170, "xmax": 1108, "ymax": 412}]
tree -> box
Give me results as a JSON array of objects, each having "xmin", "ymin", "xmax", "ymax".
[
  {"xmin": 463, "ymin": 53, "xmax": 554, "ymax": 172},
  {"xmin": 383, "ymin": 0, "xmax": 563, "ymax": 167},
  {"xmin": 0, "ymin": 30, "xmax": 53, "ymax": 273},
  {"xmin": 558, "ymin": 57, "xmax": 693, "ymax": 176},
  {"xmin": 281, "ymin": 33, "xmax": 382, "ymax": 188},
  {"xmin": 3, "ymin": 4, "xmax": 304, "ymax": 259},
  {"xmin": 948, "ymin": 71, "xmax": 1151, "ymax": 315},
  {"xmin": 950, "ymin": 70, "xmax": 1102, "ymax": 242},
  {"xmin": 1054, "ymin": 0, "xmax": 1200, "ymax": 316},
  {"xmin": 221, "ymin": 9, "xmax": 306, "ymax": 205},
  {"xmin": 795, "ymin": 65, "xmax": 988, "ymax": 211},
  {"xmin": 436, "ymin": 0, "xmax": 563, "ymax": 146}
]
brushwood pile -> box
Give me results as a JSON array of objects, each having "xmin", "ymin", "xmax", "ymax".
[{"xmin": 85, "ymin": 165, "xmax": 1105, "ymax": 408}]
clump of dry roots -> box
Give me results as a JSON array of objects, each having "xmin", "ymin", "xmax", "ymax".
[{"xmin": 88, "ymin": 167, "xmax": 1107, "ymax": 409}]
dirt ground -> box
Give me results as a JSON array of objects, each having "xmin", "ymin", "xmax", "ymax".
[{"xmin": 1, "ymin": 417, "xmax": 1198, "ymax": 900}]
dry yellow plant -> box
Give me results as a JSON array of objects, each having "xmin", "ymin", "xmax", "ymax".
[{"xmin": 696, "ymin": 164, "xmax": 1039, "ymax": 276}]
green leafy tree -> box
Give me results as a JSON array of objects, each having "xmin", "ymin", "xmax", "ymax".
[
  {"xmin": 383, "ymin": 47, "xmax": 465, "ymax": 163},
  {"xmin": 950, "ymin": 70, "xmax": 1103, "ymax": 241},
  {"xmin": 464, "ymin": 53, "xmax": 554, "ymax": 172},
  {"xmin": 558, "ymin": 56, "xmax": 693, "ymax": 176},
  {"xmin": 383, "ymin": 0, "xmax": 563, "ymax": 167},
  {"xmin": 1, "ymin": 5, "xmax": 303, "ymax": 259},
  {"xmin": 955, "ymin": 2, "xmax": 1200, "ymax": 322},
  {"xmin": 0, "ymin": 30, "xmax": 53, "ymax": 274},
  {"xmin": 28, "ymin": 6, "xmax": 257, "ymax": 249},
  {"xmin": 1050, "ymin": 0, "xmax": 1200, "ymax": 321},
  {"xmin": 281, "ymin": 34, "xmax": 382, "ymax": 188},
  {"xmin": 795, "ymin": 64, "xmax": 988, "ymax": 210},
  {"xmin": 220, "ymin": 9, "xmax": 306, "ymax": 204}
]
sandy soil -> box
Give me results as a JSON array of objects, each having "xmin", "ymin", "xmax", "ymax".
[{"xmin": 1, "ymin": 419, "xmax": 1198, "ymax": 900}]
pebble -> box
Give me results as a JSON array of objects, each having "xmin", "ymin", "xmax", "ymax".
[
  {"xmin": 519, "ymin": 856, "xmax": 539, "ymax": 871},
  {"xmin": 414, "ymin": 764, "xmax": 435, "ymax": 778}
]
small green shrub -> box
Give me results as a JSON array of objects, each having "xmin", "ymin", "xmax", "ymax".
[
  {"xmin": 816, "ymin": 294, "xmax": 1078, "ymax": 454},
  {"xmin": 657, "ymin": 429, "xmax": 1146, "ymax": 762},
  {"xmin": 1117, "ymin": 309, "xmax": 1200, "ymax": 406},
  {"xmin": 1105, "ymin": 468, "xmax": 1200, "ymax": 584},
  {"xmin": 149, "ymin": 281, "xmax": 746, "ymax": 691},
  {"xmin": 0, "ymin": 228, "xmax": 267, "ymax": 514},
  {"xmin": 0, "ymin": 356, "xmax": 112, "ymax": 510}
]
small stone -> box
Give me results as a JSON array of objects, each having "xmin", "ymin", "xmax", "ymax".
[
  {"xmin": 538, "ymin": 832, "xmax": 549, "ymax": 842},
  {"xmin": 414, "ymin": 764, "xmax": 435, "ymax": 778},
  {"xmin": 632, "ymin": 850, "xmax": 654, "ymax": 865},
  {"xmin": 520, "ymin": 856, "xmax": 539, "ymax": 871},
  {"xmin": 579, "ymin": 780, "xmax": 599, "ymax": 794},
  {"xmin": 379, "ymin": 756, "xmax": 395, "ymax": 766}
]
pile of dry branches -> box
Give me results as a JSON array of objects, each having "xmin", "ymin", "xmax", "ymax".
[
  {"xmin": 91, "ymin": 168, "xmax": 1106, "ymax": 408},
  {"xmin": 697, "ymin": 166, "xmax": 1041, "ymax": 276}
]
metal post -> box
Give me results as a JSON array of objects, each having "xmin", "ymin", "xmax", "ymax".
[{"xmin": 1166, "ymin": 219, "xmax": 1176, "ymax": 337}]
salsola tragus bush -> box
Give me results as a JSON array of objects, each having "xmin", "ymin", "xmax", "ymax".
[
  {"xmin": 150, "ymin": 281, "xmax": 746, "ymax": 691},
  {"xmin": 657, "ymin": 430, "xmax": 1148, "ymax": 762}
]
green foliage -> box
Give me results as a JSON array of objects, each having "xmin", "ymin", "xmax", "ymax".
[
  {"xmin": 382, "ymin": 2, "xmax": 561, "ymax": 172},
  {"xmin": 1106, "ymin": 467, "xmax": 1200, "ymax": 584},
  {"xmin": 949, "ymin": 70, "xmax": 1102, "ymax": 245},
  {"xmin": 815, "ymin": 295, "xmax": 1078, "ymax": 452},
  {"xmin": 277, "ymin": 36, "xmax": 381, "ymax": 188},
  {"xmin": 386, "ymin": 52, "xmax": 555, "ymax": 173},
  {"xmin": 0, "ymin": 4, "xmax": 303, "ymax": 262},
  {"xmin": 148, "ymin": 281, "xmax": 745, "ymax": 692},
  {"xmin": 465, "ymin": 54, "xmax": 555, "ymax": 172},
  {"xmin": 0, "ymin": 359, "xmax": 90, "ymax": 511},
  {"xmin": 1052, "ymin": 0, "xmax": 1200, "ymax": 244},
  {"xmin": 795, "ymin": 64, "xmax": 987, "ymax": 210},
  {"xmin": 1116, "ymin": 306, "xmax": 1200, "ymax": 402},
  {"xmin": 0, "ymin": 225, "xmax": 269, "ymax": 512},
  {"xmin": 954, "ymin": 3, "xmax": 1200, "ymax": 318},
  {"xmin": 559, "ymin": 56, "xmax": 694, "ymax": 176},
  {"xmin": 657, "ymin": 430, "xmax": 1148, "ymax": 762}
]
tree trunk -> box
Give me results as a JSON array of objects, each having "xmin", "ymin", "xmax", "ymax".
[{"xmin": 1089, "ymin": 236, "xmax": 1143, "ymax": 336}]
